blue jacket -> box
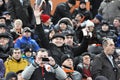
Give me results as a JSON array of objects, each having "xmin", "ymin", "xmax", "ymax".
[
  {"xmin": 14, "ymin": 36, "xmax": 40, "ymax": 52},
  {"xmin": 22, "ymin": 55, "xmax": 34, "ymax": 64}
]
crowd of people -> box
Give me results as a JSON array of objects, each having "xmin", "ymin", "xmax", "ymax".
[{"xmin": 0, "ymin": 0, "xmax": 120, "ymax": 80}]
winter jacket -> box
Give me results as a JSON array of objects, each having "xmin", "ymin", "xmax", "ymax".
[
  {"xmin": 7, "ymin": 0, "xmax": 36, "ymax": 28},
  {"xmin": 96, "ymin": 30, "xmax": 117, "ymax": 43},
  {"xmin": 22, "ymin": 55, "xmax": 34, "ymax": 64},
  {"xmin": 14, "ymin": 36, "xmax": 40, "ymax": 52},
  {"xmin": 98, "ymin": 0, "xmax": 120, "ymax": 24},
  {"xmin": 0, "ymin": 59, "xmax": 5, "ymax": 78},
  {"xmin": 35, "ymin": 24, "xmax": 89, "ymax": 66},
  {"xmin": 4, "ymin": 58, "xmax": 28, "ymax": 76},
  {"xmin": 52, "ymin": 2, "xmax": 72, "ymax": 25},
  {"xmin": 91, "ymin": 51, "xmax": 120, "ymax": 80},
  {"xmin": 22, "ymin": 62, "xmax": 67, "ymax": 80}
]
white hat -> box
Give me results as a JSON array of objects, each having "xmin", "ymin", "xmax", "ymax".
[{"xmin": 86, "ymin": 20, "xmax": 94, "ymax": 27}]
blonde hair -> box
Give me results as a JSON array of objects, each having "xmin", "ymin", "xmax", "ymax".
[{"xmin": 14, "ymin": 19, "xmax": 23, "ymax": 27}]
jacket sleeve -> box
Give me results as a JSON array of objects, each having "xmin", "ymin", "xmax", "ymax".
[
  {"xmin": 22, "ymin": 63, "xmax": 38, "ymax": 80},
  {"xmin": 35, "ymin": 24, "xmax": 50, "ymax": 49},
  {"xmin": 90, "ymin": 55, "xmax": 102, "ymax": 79},
  {"xmin": 0, "ymin": 59, "xmax": 5, "ymax": 78},
  {"xmin": 54, "ymin": 65, "xmax": 67, "ymax": 80},
  {"xmin": 7, "ymin": 0, "xmax": 16, "ymax": 20},
  {"xmin": 72, "ymin": 36, "xmax": 89, "ymax": 57}
]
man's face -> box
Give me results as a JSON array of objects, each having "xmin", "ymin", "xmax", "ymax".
[
  {"xmin": 0, "ymin": 19, "xmax": 6, "ymax": 24},
  {"xmin": 3, "ymin": 14, "xmax": 11, "ymax": 20},
  {"xmin": 104, "ymin": 40, "xmax": 115, "ymax": 55},
  {"xmin": 62, "ymin": 58, "xmax": 73, "ymax": 68},
  {"xmin": 36, "ymin": 51, "xmax": 48, "ymax": 65},
  {"xmin": 83, "ymin": 55, "xmax": 91, "ymax": 65},
  {"xmin": 12, "ymin": 49, "xmax": 21, "ymax": 60},
  {"xmin": 52, "ymin": 37, "xmax": 64, "ymax": 47},
  {"xmin": 79, "ymin": 3, "xmax": 86, "ymax": 9},
  {"xmin": 64, "ymin": 35, "xmax": 73, "ymax": 46},
  {"xmin": 22, "ymin": 31, "xmax": 31, "ymax": 37},
  {"xmin": 0, "ymin": 37, "xmax": 9, "ymax": 46},
  {"xmin": 0, "ymin": 27, "xmax": 6, "ymax": 33},
  {"xmin": 93, "ymin": 18, "xmax": 100, "ymax": 24},
  {"xmin": 113, "ymin": 19, "xmax": 120, "ymax": 27}
]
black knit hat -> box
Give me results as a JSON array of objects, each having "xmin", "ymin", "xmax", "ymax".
[
  {"xmin": 95, "ymin": 76, "xmax": 108, "ymax": 80},
  {"xmin": 101, "ymin": 21, "xmax": 109, "ymax": 26},
  {"xmin": 95, "ymin": 14, "xmax": 103, "ymax": 22},
  {"xmin": 68, "ymin": 0, "xmax": 76, "ymax": 5},
  {"xmin": 51, "ymin": 33, "xmax": 65, "ymax": 40},
  {"xmin": 61, "ymin": 54, "xmax": 73, "ymax": 64},
  {"xmin": 80, "ymin": 1, "xmax": 86, "ymax": 4},
  {"xmin": 6, "ymin": 72, "xmax": 17, "ymax": 80}
]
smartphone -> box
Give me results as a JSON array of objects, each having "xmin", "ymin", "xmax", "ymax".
[{"xmin": 42, "ymin": 58, "xmax": 50, "ymax": 62}]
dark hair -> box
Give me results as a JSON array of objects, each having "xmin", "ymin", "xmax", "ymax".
[
  {"xmin": 114, "ymin": 16, "xmax": 120, "ymax": 22},
  {"xmin": 37, "ymin": 48, "xmax": 48, "ymax": 55}
]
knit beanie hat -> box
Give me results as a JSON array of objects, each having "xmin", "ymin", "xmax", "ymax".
[
  {"xmin": 6, "ymin": 72, "xmax": 18, "ymax": 80},
  {"xmin": 80, "ymin": 0, "xmax": 86, "ymax": 4},
  {"xmin": 95, "ymin": 76, "xmax": 108, "ymax": 80},
  {"xmin": 68, "ymin": 0, "xmax": 76, "ymax": 5},
  {"xmin": 95, "ymin": 14, "xmax": 103, "ymax": 22},
  {"xmin": 61, "ymin": 54, "xmax": 73, "ymax": 64},
  {"xmin": 86, "ymin": 20, "xmax": 94, "ymax": 27},
  {"xmin": 40, "ymin": 14, "xmax": 50, "ymax": 23}
]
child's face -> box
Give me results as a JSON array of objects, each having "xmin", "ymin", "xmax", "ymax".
[{"xmin": 25, "ymin": 52, "xmax": 32, "ymax": 57}]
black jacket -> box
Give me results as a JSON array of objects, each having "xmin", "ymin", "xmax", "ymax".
[
  {"xmin": 7, "ymin": 0, "xmax": 36, "ymax": 28},
  {"xmin": 35, "ymin": 24, "xmax": 89, "ymax": 66},
  {"xmin": 52, "ymin": 2, "xmax": 72, "ymax": 25}
]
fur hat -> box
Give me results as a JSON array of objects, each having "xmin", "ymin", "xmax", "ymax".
[
  {"xmin": 61, "ymin": 54, "xmax": 73, "ymax": 64},
  {"xmin": 40, "ymin": 14, "xmax": 50, "ymax": 23},
  {"xmin": 68, "ymin": 0, "xmax": 76, "ymax": 5}
]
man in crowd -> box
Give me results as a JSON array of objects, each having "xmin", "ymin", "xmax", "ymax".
[
  {"xmin": 22, "ymin": 48, "xmax": 67, "ymax": 80},
  {"xmin": 4, "ymin": 48, "xmax": 28, "ymax": 76},
  {"xmin": 91, "ymin": 38, "xmax": 120, "ymax": 80},
  {"xmin": 14, "ymin": 27, "xmax": 40, "ymax": 52}
]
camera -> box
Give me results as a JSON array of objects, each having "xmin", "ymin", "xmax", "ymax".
[{"xmin": 42, "ymin": 58, "xmax": 50, "ymax": 62}]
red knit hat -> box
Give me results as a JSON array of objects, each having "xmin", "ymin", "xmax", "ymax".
[{"xmin": 40, "ymin": 14, "xmax": 50, "ymax": 23}]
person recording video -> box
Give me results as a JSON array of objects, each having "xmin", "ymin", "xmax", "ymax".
[{"xmin": 22, "ymin": 48, "xmax": 67, "ymax": 80}]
